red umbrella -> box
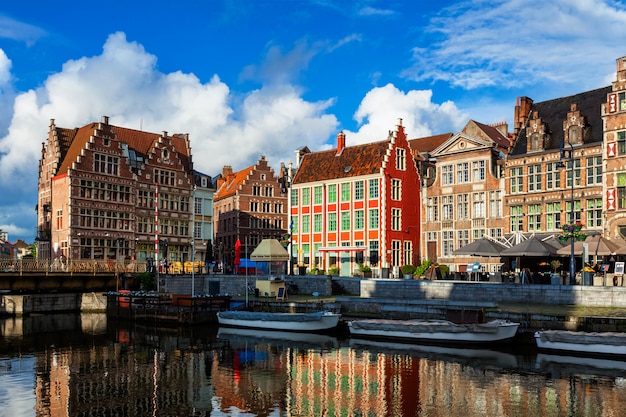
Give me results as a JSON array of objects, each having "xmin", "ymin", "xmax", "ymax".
[{"xmin": 234, "ymin": 239, "xmax": 242, "ymax": 266}]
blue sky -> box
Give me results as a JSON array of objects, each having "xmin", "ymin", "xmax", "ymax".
[{"xmin": 0, "ymin": 0, "xmax": 625, "ymax": 244}]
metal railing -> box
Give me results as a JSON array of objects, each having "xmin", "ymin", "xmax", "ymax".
[{"xmin": 0, "ymin": 258, "xmax": 148, "ymax": 275}]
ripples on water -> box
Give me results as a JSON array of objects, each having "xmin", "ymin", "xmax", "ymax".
[{"xmin": 1, "ymin": 313, "xmax": 626, "ymax": 416}]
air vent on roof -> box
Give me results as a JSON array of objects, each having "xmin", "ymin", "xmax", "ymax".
[{"xmin": 344, "ymin": 166, "xmax": 352, "ymax": 173}]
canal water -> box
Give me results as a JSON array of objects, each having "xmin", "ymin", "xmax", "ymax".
[{"xmin": 1, "ymin": 313, "xmax": 626, "ymax": 417}]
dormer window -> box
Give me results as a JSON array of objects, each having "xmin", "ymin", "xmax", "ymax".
[
  {"xmin": 530, "ymin": 133, "xmax": 541, "ymax": 151},
  {"xmin": 569, "ymin": 126, "xmax": 581, "ymax": 144}
]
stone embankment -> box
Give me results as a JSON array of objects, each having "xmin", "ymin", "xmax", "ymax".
[{"xmin": 3, "ymin": 276, "xmax": 626, "ymax": 333}]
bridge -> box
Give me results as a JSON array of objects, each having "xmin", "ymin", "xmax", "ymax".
[
  {"xmin": 0, "ymin": 258, "xmax": 208, "ymax": 293},
  {"xmin": 0, "ymin": 258, "xmax": 150, "ymax": 293}
]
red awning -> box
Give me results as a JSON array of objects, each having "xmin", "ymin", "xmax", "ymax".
[{"xmin": 318, "ymin": 246, "xmax": 367, "ymax": 252}]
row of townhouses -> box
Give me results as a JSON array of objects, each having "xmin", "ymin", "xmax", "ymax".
[{"xmin": 35, "ymin": 55, "xmax": 626, "ymax": 276}]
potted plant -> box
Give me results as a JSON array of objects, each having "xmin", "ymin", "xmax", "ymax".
[
  {"xmin": 550, "ymin": 260, "xmax": 562, "ymax": 285},
  {"xmin": 359, "ymin": 264, "xmax": 372, "ymax": 278},
  {"xmin": 415, "ymin": 260, "xmax": 434, "ymax": 279},
  {"xmin": 401, "ymin": 264, "xmax": 416, "ymax": 279},
  {"xmin": 328, "ymin": 266, "xmax": 340, "ymax": 276}
]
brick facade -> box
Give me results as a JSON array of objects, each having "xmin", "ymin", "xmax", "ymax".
[
  {"xmin": 37, "ymin": 116, "xmax": 200, "ymax": 265},
  {"xmin": 291, "ymin": 119, "xmax": 420, "ymax": 276},
  {"xmin": 213, "ymin": 156, "xmax": 287, "ymax": 271},
  {"xmin": 417, "ymin": 120, "xmax": 510, "ymax": 273}
]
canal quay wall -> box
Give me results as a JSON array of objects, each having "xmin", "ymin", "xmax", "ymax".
[{"xmin": 3, "ymin": 274, "xmax": 626, "ymax": 327}]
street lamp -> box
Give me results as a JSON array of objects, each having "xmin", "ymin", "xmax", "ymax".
[
  {"xmin": 116, "ymin": 237, "xmax": 124, "ymax": 292},
  {"xmin": 557, "ymin": 141, "xmax": 576, "ymax": 284},
  {"xmin": 116, "ymin": 237, "xmax": 124, "ymax": 260}
]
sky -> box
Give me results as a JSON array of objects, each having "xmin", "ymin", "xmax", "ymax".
[{"xmin": 0, "ymin": 0, "xmax": 625, "ymax": 244}]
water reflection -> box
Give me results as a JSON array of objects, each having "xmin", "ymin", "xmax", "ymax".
[{"xmin": 1, "ymin": 314, "xmax": 626, "ymax": 416}]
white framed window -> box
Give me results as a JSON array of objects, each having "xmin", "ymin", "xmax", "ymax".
[
  {"xmin": 528, "ymin": 164, "xmax": 542, "ymax": 192},
  {"xmin": 391, "ymin": 179, "xmax": 402, "ymax": 200},
  {"xmin": 442, "ymin": 165, "xmax": 453, "ymax": 185},
  {"xmin": 457, "ymin": 194, "xmax": 469, "ymax": 220},
  {"xmin": 510, "ymin": 167, "xmax": 524, "ymax": 193},
  {"xmin": 391, "ymin": 208, "xmax": 401, "ymax": 231},
  {"xmin": 473, "ymin": 192, "xmax": 485, "ymax": 218},
  {"xmin": 456, "ymin": 162, "xmax": 469, "ymax": 184},
  {"xmin": 472, "ymin": 160, "xmax": 485, "ymax": 182},
  {"xmin": 396, "ymin": 148, "xmax": 406, "ymax": 170}
]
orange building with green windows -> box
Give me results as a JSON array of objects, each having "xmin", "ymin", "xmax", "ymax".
[{"xmin": 290, "ymin": 119, "xmax": 421, "ymax": 277}]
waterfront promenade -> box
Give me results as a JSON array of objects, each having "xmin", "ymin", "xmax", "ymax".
[{"xmin": 3, "ymin": 264, "xmax": 626, "ymax": 331}]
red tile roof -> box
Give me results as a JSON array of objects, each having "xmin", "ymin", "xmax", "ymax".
[
  {"xmin": 214, "ymin": 165, "xmax": 255, "ymax": 200},
  {"xmin": 408, "ymin": 133, "xmax": 453, "ymax": 158},
  {"xmin": 471, "ymin": 120, "xmax": 511, "ymax": 148},
  {"xmin": 293, "ymin": 140, "xmax": 390, "ymax": 184}
]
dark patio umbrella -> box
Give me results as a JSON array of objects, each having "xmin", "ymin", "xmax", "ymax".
[
  {"xmin": 453, "ymin": 238, "xmax": 508, "ymax": 257},
  {"xmin": 205, "ymin": 239, "xmax": 214, "ymax": 264},
  {"xmin": 556, "ymin": 235, "xmax": 626, "ymax": 256},
  {"xmin": 500, "ymin": 235, "xmax": 563, "ymax": 257}
]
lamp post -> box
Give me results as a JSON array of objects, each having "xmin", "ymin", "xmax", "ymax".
[
  {"xmin": 116, "ymin": 237, "xmax": 124, "ymax": 291},
  {"xmin": 558, "ymin": 141, "xmax": 576, "ymax": 285}
]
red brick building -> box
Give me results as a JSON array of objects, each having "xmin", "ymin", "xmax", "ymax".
[
  {"xmin": 416, "ymin": 121, "xmax": 510, "ymax": 274},
  {"xmin": 37, "ymin": 116, "xmax": 195, "ymax": 264},
  {"xmin": 213, "ymin": 156, "xmax": 287, "ymax": 271},
  {"xmin": 290, "ymin": 119, "xmax": 420, "ymax": 277},
  {"xmin": 603, "ymin": 55, "xmax": 626, "ymax": 239}
]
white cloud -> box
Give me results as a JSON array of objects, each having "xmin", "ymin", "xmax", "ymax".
[
  {"xmin": 0, "ymin": 14, "xmax": 46, "ymax": 45},
  {"xmin": 344, "ymin": 84, "xmax": 467, "ymax": 145},
  {"xmin": 0, "ymin": 28, "xmax": 482, "ymax": 241},
  {"xmin": 0, "ymin": 49, "xmax": 15, "ymax": 135},
  {"xmin": 357, "ymin": 6, "xmax": 396, "ymax": 16},
  {"xmin": 404, "ymin": 0, "xmax": 626, "ymax": 91}
]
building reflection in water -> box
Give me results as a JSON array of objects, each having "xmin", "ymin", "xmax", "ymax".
[{"xmin": 2, "ymin": 314, "xmax": 626, "ymax": 416}]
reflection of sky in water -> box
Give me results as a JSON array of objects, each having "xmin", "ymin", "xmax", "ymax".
[{"xmin": 0, "ymin": 356, "xmax": 36, "ymax": 417}]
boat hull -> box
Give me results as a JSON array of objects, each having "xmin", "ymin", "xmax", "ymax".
[
  {"xmin": 348, "ymin": 319, "xmax": 519, "ymax": 344},
  {"xmin": 534, "ymin": 330, "xmax": 626, "ymax": 356},
  {"xmin": 217, "ymin": 311, "xmax": 340, "ymax": 332}
]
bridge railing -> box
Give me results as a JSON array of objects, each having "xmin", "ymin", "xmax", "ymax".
[{"xmin": 0, "ymin": 258, "xmax": 148, "ymax": 275}]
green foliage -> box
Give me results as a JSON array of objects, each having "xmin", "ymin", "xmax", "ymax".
[
  {"xmin": 401, "ymin": 264, "xmax": 416, "ymax": 275},
  {"xmin": 136, "ymin": 272, "xmax": 156, "ymax": 291},
  {"xmin": 550, "ymin": 259, "xmax": 562, "ymax": 272},
  {"xmin": 438, "ymin": 264, "xmax": 450, "ymax": 276},
  {"xmin": 328, "ymin": 267, "xmax": 340, "ymax": 276},
  {"xmin": 415, "ymin": 260, "xmax": 434, "ymax": 277},
  {"xmin": 358, "ymin": 264, "xmax": 372, "ymax": 272}
]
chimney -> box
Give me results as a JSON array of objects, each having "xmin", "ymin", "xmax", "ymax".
[
  {"xmin": 514, "ymin": 96, "xmax": 533, "ymax": 135},
  {"xmin": 336, "ymin": 131, "xmax": 346, "ymax": 156},
  {"xmin": 491, "ymin": 121, "xmax": 509, "ymax": 137},
  {"xmin": 222, "ymin": 165, "xmax": 233, "ymax": 178}
]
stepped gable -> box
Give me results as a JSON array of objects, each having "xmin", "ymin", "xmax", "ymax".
[
  {"xmin": 511, "ymin": 86, "xmax": 611, "ymax": 156},
  {"xmin": 293, "ymin": 139, "xmax": 389, "ymax": 183},
  {"xmin": 55, "ymin": 127, "xmax": 78, "ymax": 163},
  {"xmin": 55, "ymin": 121, "xmax": 190, "ymax": 176}
]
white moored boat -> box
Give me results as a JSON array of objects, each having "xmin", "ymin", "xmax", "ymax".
[
  {"xmin": 217, "ymin": 327, "xmax": 339, "ymax": 349},
  {"xmin": 217, "ymin": 310, "xmax": 341, "ymax": 332},
  {"xmin": 348, "ymin": 319, "xmax": 519, "ymax": 344},
  {"xmin": 534, "ymin": 330, "xmax": 626, "ymax": 356}
]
